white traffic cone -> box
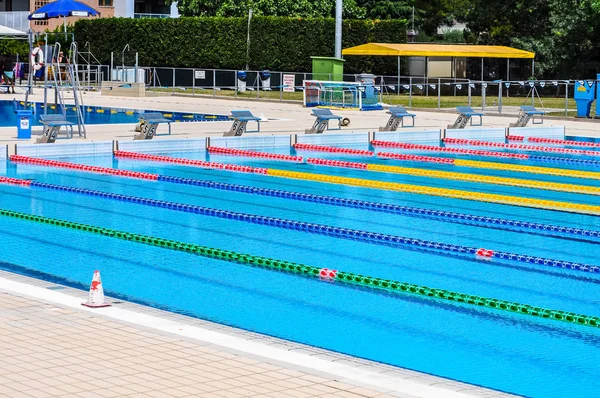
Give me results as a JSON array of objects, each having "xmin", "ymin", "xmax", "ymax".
[{"xmin": 82, "ymin": 270, "xmax": 111, "ymax": 308}]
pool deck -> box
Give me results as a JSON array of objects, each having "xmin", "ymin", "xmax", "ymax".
[
  {"xmin": 0, "ymin": 90, "xmax": 557, "ymax": 398},
  {"xmin": 0, "ymin": 91, "xmax": 599, "ymax": 147},
  {"xmin": 0, "ymin": 271, "xmax": 515, "ymax": 398}
]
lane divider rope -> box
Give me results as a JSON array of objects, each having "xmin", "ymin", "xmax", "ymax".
[
  {"xmin": 208, "ymin": 146, "xmax": 304, "ymax": 163},
  {"xmin": 294, "ymin": 143, "xmax": 374, "ymax": 157},
  {"xmin": 373, "ymin": 142, "xmax": 600, "ymax": 168},
  {"xmin": 12, "ymin": 154, "xmax": 600, "ymax": 215},
  {"xmin": 306, "ymin": 158, "xmax": 600, "ymax": 196},
  {"xmin": 264, "ymin": 168, "xmax": 600, "ymax": 215},
  {"xmin": 443, "ymin": 138, "xmax": 600, "ymax": 157},
  {"xmin": 1, "ymin": 207, "xmax": 598, "ymax": 329},
  {"xmin": 3, "ymin": 176, "xmax": 598, "ymax": 276},
  {"xmin": 527, "ymin": 137, "xmax": 600, "ymax": 148},
  {"xmin": 376, "ymin": 153, "xmax": 600, "ymax": 181},
  {"xmin": 4, "ymin": 164, "xmax": 597, "ymax": 242},
  {"xmin": 372, "ymin": 140, "xmax": 529, "ymax": 160}
]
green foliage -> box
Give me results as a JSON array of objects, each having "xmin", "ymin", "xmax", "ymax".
[
  {"xmin": 168, "ymin": 0, "xmax": 366, "ymax": 18},
  {"xmin": 357, "ymin": 0, "xmax": 413, "ymax": 19},
  {"xmin": 439, "ymin": 29, "xmax": 465, "ymax": 43},
  {"xmin": 0, "ymin": 40, "xmax": 29, "ymax": 60},
  {"xmin": 74, "ymin": 17, "xmax": 407, "ymax": 74},
  {"xmin": 454, "ymin": 0, "xmax": 600, "ymax": 78}
]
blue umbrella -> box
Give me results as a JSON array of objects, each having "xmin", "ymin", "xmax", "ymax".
[{"xmin": 28, "ymin": 0, "xmax": 100, "ymax": 33}]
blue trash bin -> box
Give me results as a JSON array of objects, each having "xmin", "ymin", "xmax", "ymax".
[{"xmin": 16, "ymin": 110, "xmax": 33, "ymax": 139}]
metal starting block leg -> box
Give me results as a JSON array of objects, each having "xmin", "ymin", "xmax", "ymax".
[
  {"xmin": 510, "ymin": 112, "xmax": 531, "ymax": 128},
  {"xmin": 305, "ymin": 119, "xmax": 328, "ymax": 134},
  {"xmin": 36, "ymin": 125, "xmax": 60, "ymax": 144},
  {"xmin": 224, "ymin": 119, "xmax": 248, "ymax": 137},
  {"xmin": 448, "ymin": 114, "xmax": 471, "ymax": 129},
  {"xmin": 133, "ymin": 121, "xmax": 157, "ymax": 140},
  {"xmin": 379, "ymin": 115, "xmax": 402, "ymax": 132}
]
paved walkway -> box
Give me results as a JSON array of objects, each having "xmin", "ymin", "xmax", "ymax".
[
  {"xmin": 0, "ymin": 287, "xmax": 390, "ymax": 398},
  {"xmin": 0, "ymin": 271, "xmax": 513, "ymax": 398},
  {"xmin": 1, "ymin": 91, "xmax": 599, "ymax": 147}
]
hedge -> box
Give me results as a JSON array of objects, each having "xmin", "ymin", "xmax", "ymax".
[{"xmin": 74, "ymin": 16, "xmax": 407, "ymax": 75}]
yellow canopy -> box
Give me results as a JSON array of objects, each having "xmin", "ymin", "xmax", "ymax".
[{"xmin": 342, "ymin": 43, "xmax": 535, "ymax": 59}]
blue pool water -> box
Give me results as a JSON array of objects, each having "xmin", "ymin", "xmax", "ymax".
[
  {"xmin": 1, "ymin": 144, "xmax": 600, "ymax": 397},
  {"xmin": 0, "ymin": 100, "xmax": 230, "ymax": 127}
]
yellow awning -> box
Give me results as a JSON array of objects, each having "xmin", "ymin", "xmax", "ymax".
[{"xmin": 342, "ymin": 43, "xmax": 535, "ymax": 59}]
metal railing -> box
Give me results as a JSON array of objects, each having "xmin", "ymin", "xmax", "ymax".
[
  {"xmin": 0, "ymin": 11, "xmax": 29, "ymax": 32},
  {"xmin": 133, "ymin": 13, "xmax": 171, "ymax": 19},
  {"xmin": 52, "ymin": 64, "xmax": 579, "ymax": 116}
]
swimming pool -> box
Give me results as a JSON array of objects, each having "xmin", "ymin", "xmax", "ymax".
[
  {"xmin": 1, "ymin": 133, "xmax": 600, "ymax": 397},
  {"xmin": 0, "ymin": 100, "xmax": 230, "ymax": 127}
]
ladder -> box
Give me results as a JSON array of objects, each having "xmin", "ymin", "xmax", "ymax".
[
  {"xmin": 49, "ymin": 42, "xmax": 86, "ymax": 138},
  {"xmin": 67, "ymin": 42, "xmax": 86, "ymax": 138},
  {"xmin": 49, "ymin": 43, "xmax": 73, "ymax": 138}
]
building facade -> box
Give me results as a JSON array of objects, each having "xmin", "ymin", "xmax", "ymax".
[{"xmin": 0, "ymin": 0, "xmax": 178, "ymax": 33}]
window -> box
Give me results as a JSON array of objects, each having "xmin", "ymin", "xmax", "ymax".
[{"xmin": 99, "ymin": 0, "xmax": 113, "ymax": 6}]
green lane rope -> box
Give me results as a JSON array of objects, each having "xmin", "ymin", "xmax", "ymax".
[{"xmin": 2, "ymin": 207, "xmax": 599, "ymax": 329}]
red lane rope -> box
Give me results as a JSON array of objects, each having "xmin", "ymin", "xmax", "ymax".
[
  {"xmin": 370, "ymin": 141, "xmax": 529, "ymax": 160},
  {"xmin": 208, "ymin": 146, "xmax": 304, "ymax": 163},
  {"xmin": 114, "ymin": 151, "xmax": 268, "ymax": 174},
  {"xmin": 443, "ymin": 138, "xmax": 600, "ymax": 157},
  {"xmin": 294, "ymin": 143, "xmax": 374, "ymax": 157}
]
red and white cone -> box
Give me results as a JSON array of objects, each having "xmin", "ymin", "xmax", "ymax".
[{"xmin": 82, "ymin": 270, "xmax": 111, "ymax": 308}]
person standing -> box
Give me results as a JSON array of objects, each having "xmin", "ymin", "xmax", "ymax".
[{"xmin": 1, "ymin": 56, "xmax": 16, "ymax": 94}]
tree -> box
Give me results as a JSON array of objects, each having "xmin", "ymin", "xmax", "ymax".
[
  {"xmin": 169, "ymin": 0, "xmax": 366, "ymax": 18},
  {"xmin": 357, "ymin": 0, "xmax": 412, "ymax": 19},
  {"xmin": 454, "ymin": 0, "xmax": 600, "ymax": 78}
]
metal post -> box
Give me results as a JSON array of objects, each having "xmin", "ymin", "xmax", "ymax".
[
  {"xmin": 43, "ymin": 33, "xmax": 48, "ymax": 115},
  {"xmin": 246, "ymin": 9, "xmax": 252, "ymax": 70},
  {"xmin": 565, "ymin": 81, "xmax": 569, "ymax": 117},
  {"xmin": 481, "ymin": 58, "xmax": 484, "ymax": 81},
  {"xmin": 425, "ymin": 57, "xmax": 428, "ymax": 96},
  {"xmin": 110, "ymin": 52, "xmax": 113, "ymax": 81},
  {"xmin": 453, "ymin": 57, "xmax": 456, "ymax": 96},
  {"xmin": 134, "ymin": 53, "xmax": 138, "ymax": 83},
  {"xmin": 437, "ymin": 78, "xmax": 441, "ymax": 110},
  {"xmin": 257, "ymin": 72, "xmax": 260, "ymax": 99},
  {"xmin": 172, "ymin": 68, "xmax": 175, "ymax": 94},
  {"xmin": 192, "ymin": 70, "xmax": 195, "ymax": 96},
  {"xmin": 468, "ymin": 82, "xmax": 472, "ymax": 107},
  {"xmin": 498, "ymin": 81, "xmax": 502, "ymax": 113},
  {"xmin": 397, "ymin": 56, "xmax": 400, "ymax": 97},
  {"xmin": 532, "ymin": 59, "xmax": 535, "ymax": 78},
  {"xmin": 409, "ymin": 77, "xmax": 413, "ymax": 108},
  {"xmin": 235, "ymin": 70, "xmax": 238, "ymax": 99},
  {"xmin": 335, "ymin": 0, "xmax": 342, "ymax": 59},
  {"xmin": 280, "ymin": 72, "xmax": 283, "ymax": 101},
  {"xmin": 482, "ymin": 84, "xmax": 486, "ymax": 111},
  {"xmin": 506, "ymin": 58, "xmax": 510, "ymax": 98},
  {"xmin": 213, "ymin": 69, "xmax": 216, "ymax": 97}
]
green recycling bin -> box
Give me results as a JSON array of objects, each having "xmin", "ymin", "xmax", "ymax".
[{"xmin": 311, "ymin": 56, "xmax": 345, "ymax": 81}]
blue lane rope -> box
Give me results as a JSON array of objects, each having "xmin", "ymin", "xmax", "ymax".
[
  {"xmin": 28, "ymin": 181, "xmax": 600, "ymax": 276},
  {"xmin": 528, "ymin": 155, "xmax": 600, "ymax": 167},
  {"xmin": 154, "ymin": 176, "xmax": 600, "ymax": 242}
]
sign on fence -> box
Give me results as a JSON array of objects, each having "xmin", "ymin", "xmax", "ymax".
[
  {"xmin": 194, "ymin": 70, "xmax": 206, "ymax": 80},
  {"xmin": 283, "ymin": 74, "xmax": 295, "ymax": 92}
]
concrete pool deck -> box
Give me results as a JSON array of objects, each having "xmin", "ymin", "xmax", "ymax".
[
  {"xmin": 0, "ymin": 91, "xmax": 599, "ymax": 147},
  {"xmin": 0, "ymin": 271, "xmax": 515, "ymax": 398}
]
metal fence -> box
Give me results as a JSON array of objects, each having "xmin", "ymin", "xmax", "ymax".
[
  {"xmin": 0, "ymin": 11, "xmax": 29, "ymax": 32},
  {"xmin": 67, "ymin": 64, "xmax": 578, "ymax": 116}
]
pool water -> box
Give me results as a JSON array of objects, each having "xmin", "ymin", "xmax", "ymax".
[
  {"xmin": 1, "ymin": 143, "xmax": 600, "ymax": 397},
  {"xmin": 0, "ymin": 100, "xmax": 230, "ymax": 127}
]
